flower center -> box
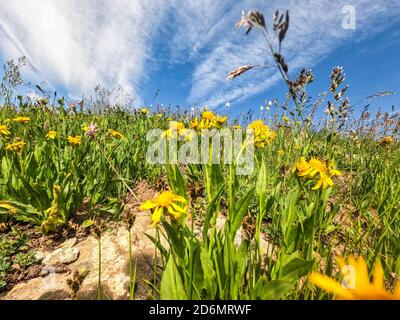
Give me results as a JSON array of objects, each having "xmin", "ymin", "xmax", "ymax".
[
  {"xmin": 157, "ymin": 192, "xmax": 174, "ymax": 207},
  {"xmin": 202, "ymin": 111, "xmax": 214, "ymax": 120}
]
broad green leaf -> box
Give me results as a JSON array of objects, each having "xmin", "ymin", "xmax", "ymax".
[{"xmin": 160, "ymin": 255, "xmax": 187, "ymax": 300}]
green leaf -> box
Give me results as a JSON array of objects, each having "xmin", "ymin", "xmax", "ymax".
[
  {"xmin": 160, "ymin": 255, "xmax": 187, "ymax": 300},
  {"xmin": 231, "ymin": 187, "xmax": 255, "ymax": 238},
  {"xmin": 280, "ymin": 254, "xmax": 314, "ymax": 283},
  {"xmin": 203, "ymin": 184, "xmax": 224, "ymax": 243},
  {"xmin": 255, "ymin": 158, "xmax": 267, "ymax": 197},
  {"xmin": 200, "ymin": 247, "xmax": 217, "ymax": 299},
  {"xmin": 81, "ymin": 219, "xmax": 94, "ymax": 229},
  {"xmin": 252, "ymin": 279, "xmax": 292, "ymax": 300}
]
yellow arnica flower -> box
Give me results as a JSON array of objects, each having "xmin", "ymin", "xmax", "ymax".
[
  {"xmin": 13, "ymin": 116, "xmax": 31, "ymax": 123},
  {"xmin": 180, "ymin": 128, "xmax": 195, "ymax": 142},
  {"xmin": 296, "ymin": 157, "xmax": 341, "ymax": 190},
  {"xmin": 108, "ymin": 129, "xmax": 125, "ymax": 139},
  {"xmin": 190, "ymin": 117, "xmax": 200, "ymax": 130},
  {"xmin": 140, "ymin": 108, "xmax": 149, "ymax": 114},
  {"xmin": 0, "ymin": 124, "xmax": 11, "ymax": 136},
  {"xmin": 310, "ymin": 256, "xmax": 400, "ymax": 300},
  {"xmin": 5, "ymin": 140, "xmax": 26, "ymax": 152},
  {"xmin": 378, "ymin": 136, "xmax": 395, "ymax": 146},
  {"xmin": 248, "ymin": 120, "xmax": 276, "ymax": 148},
  {"xmin": 198, "ymin": 110, "xmax": 217, "ymax": 129},
  {"xmin": 140, "ymin": 191, "xmax": 187, "ymax": 227},
  {"xmin": 215, "ymin": 115, "xmax": 228, "ymax": 128},
  {"xmin": 162, "ymin": 121, "xmax": 186, "ymax": 139},
  {"xmin": 67, "ymin": 135, "xmax": 82, "ymax": 145},
  {"xmin": 46, "ymin": 131, "xmax": 57, "ymax": 140}
]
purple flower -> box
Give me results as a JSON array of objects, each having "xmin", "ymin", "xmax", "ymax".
[{"xmin": 86, "ymin": 123, "xmax": 97, "ymax": 138}]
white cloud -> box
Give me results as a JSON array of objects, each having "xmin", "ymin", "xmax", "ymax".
[
  {"xmin": 0, "ymin": 0, "xmax": 399, "ymax": 107},
  {"xmin": 186, "ymin": 0, "xmax": 400, "ymax": 108},
  {"xmin": 0, "ymin": 0, "xmax": 167, "ymax": 103}
]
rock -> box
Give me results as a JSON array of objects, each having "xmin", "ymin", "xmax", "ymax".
[
  {"xmin": 34, "ymin": 251, "xmax": 47, "ymax": 262},
  {"xmin": 3, "ymin": 211, "xmax": 159, "ymax": 300},
  {"xmin": 59, "ymin": 237, "xmax": 78, "ymax": 249},
  {"xmin": 43, "ymin": 247, "xmax": 80, "ymax": 265}
]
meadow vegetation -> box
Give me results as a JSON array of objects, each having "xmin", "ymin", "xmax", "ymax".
[{"xmin": 0, "ymin": 9, "xmax": 399, "ymax": 300}]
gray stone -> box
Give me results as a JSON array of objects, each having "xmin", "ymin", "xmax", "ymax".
[{"xmin": 43, "ymin": 247, "xmax": 80, "ymax": 265}]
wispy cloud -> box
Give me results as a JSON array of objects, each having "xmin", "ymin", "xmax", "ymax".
[
  {"xmin": 0, "ymin": 0, "xmax": 167, "ymax": 102},
  {"xmin": 186, "ymin": 0, "xmax": 400, "ymax": 108},
  {"xmin": 0, "ymin": 0, "xmax": 399, "ymax": 107}
]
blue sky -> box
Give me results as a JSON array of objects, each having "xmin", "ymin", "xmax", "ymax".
[{"xmin": 0, "ymin": 0, "xmax": 399, "ymax": 119}]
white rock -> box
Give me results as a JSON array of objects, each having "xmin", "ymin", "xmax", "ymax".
[{"xmin": 43, "ymin": 247, "xmax": 80, "ymax": 265}]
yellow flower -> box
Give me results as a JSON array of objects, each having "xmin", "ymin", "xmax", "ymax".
[
  {"xmin": 0, "ymin": 124, "xmax": 11, "ymax": 136},
  {"xmin": 162, "ymin": 121, "xmax": 185, "ymax": 139},
  {"xmin": 278, "ymin": 149, "xmax": 284, "ymax": 157},
  {"xmin": 108, "ymin": 129, "xmax": 125, "ymax": 139},
  {"xmin": 0, "ymin": 222, "xmax": 8, "ymax": 232},
  {"xmin": 180, "ymin": 128, "xmax": 195, "ymax": 142},
  {"xmin": 140, "ymin": 191, "xmax": 187, "ymax": 227},
  {"xmin": 248, "ymin": 120, "xmax": 264, "ymax": 131},
  {"xmin": 190, "ymin": 117, "xmax": 200, "ymax": 130},
  {"xmin": 295, "ymin": 157, "xmax": 341, "ymax": 190},
  {"xmin": 378, "ymin": 136, "xmax": 395, "ymax": 146},
  {"xmin": 67, "ymin": 135, "xmax": 82, "ymax": 145},
  {"xmin": 5, "ymin": 140, "xmax": 26, "ymax": 152},
  {"xmin": 310, "ymin": 256, "xmax": 400, "ymax": 300},
  {"xmin": 202, "ymin": 110, "xmax": 214, "ymax": 120},
  {"xmin": 46, "ymin": 131, "xmax": 57, "ymax": 140},
  {"xmin": 140, "ymin": 108, "xmax": 149, "ymax": 115},
  {"xmin": 215, "ymin": 115, "xmax": 228, "ymax": 128},
  {"xmin": 13, "ymin": 116, "xmax": 31, "ymax": 123},
  {"xmin": 0, "ymin": 200, "xmax": 16, "ymax": 213},
  {"xmin": 199, "ymin": 110, "xmax": 217, "ymax": 129},
  {"xmin": 248, "ymin": 120, "xmax": 276, "ymax": 148}
]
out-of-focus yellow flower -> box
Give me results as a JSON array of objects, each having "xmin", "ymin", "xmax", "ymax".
[
  {"xmin": 215, "ymin": 115, "xmax": 228, "ymax": 128},
  {"xmin": 13, "ymin": 116, "xmax": 31, "ymax": 124},
  {"xmin": 310, "ymin": 256, "xmax": 400, "ymax": 300},
  {"xmin": 180, "ymin": 128, "xmax": 195, "ymax": 142},
  {"xmin": 162, "ymin": 121, "xmax": 185, "ymax": 139},
  {"xmin": 0, "ymin": 125, "xmax": 11, "ymax": 136},
  {"xmin": 5, "ymin": 140, "xmax": 26, "ymax": 152},
  {"xmin": 248, "ymin": 120, "xmax": 276, "ymax": 148},
  {"xmin": 46, "ymin": 130, "xmax": 57, "ymax": 140},
  {"xmin": 140, "ymin": 108, "xmax": 149, "ymax": 115},
  {"xmin": 140, "ymin": 190, "xmax": 187, "ymax": 227},
  {"xmin": 278, "ymin": 149, "xmax": 284, "ymax": 157},
  {"xmin": 107, "ymin": 129, "xmax": 125, "ymax": 139},
  {"xmin": 0, "ymin": 222, "xmax": 8, "ymax": 232},
  {"xmin": 295, "ymin": 157, "xmax": 341, "ymax": 190},
  {"xmin": 378, "ymin": 136, "xmax": 395, "ymax": 146},
  {"xmin": 233, "ymin": 125, "xmax": 241, "ymax": 129},
  {"xmin": 67, "ymin": 135, "xmax": 82, "ymax": 145}
]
